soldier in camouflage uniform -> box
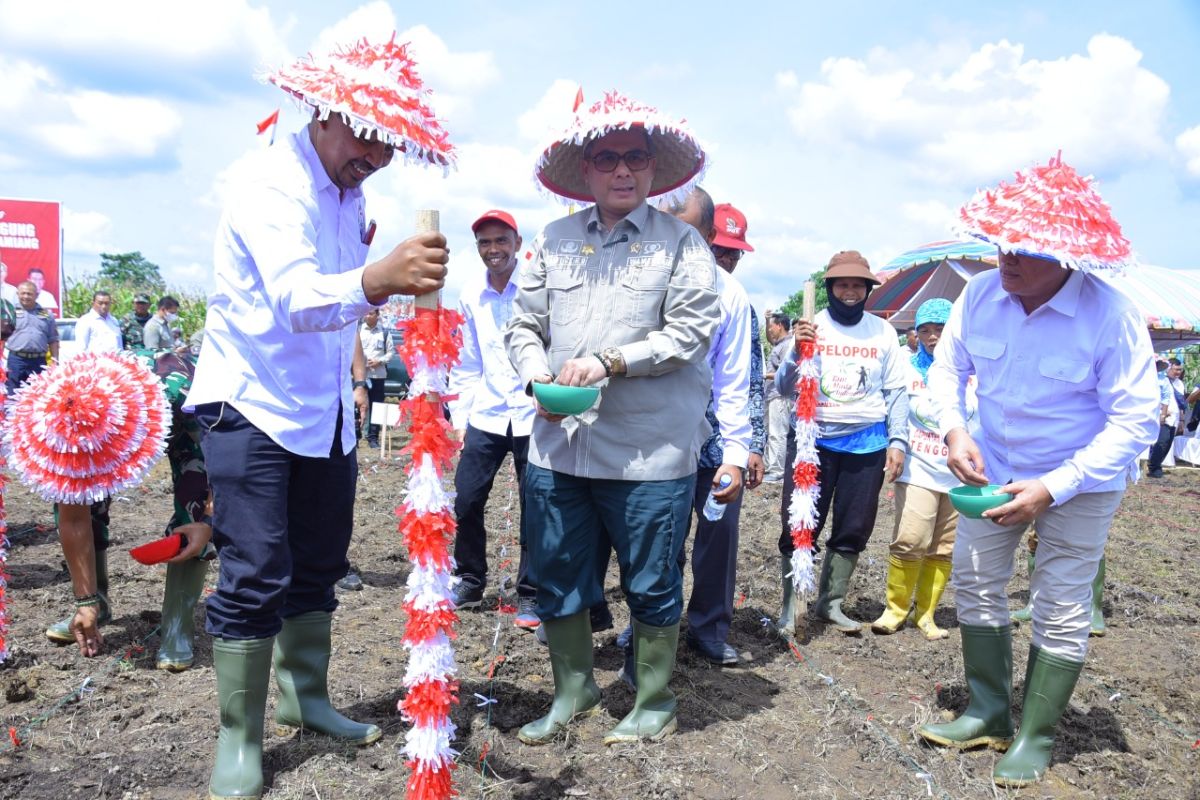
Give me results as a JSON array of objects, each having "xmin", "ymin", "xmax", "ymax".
[{"xmin": 120, "ymin": 293, "xmax": 153, "ymax": 350}]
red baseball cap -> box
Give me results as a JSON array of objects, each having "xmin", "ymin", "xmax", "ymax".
[
  {"xmin": 471, "ymin": 209, "xmax": 519, "ymax": 235},
  {"xmin": 711, "ymin": 203, "xmax": 754, "ymax": 252}
]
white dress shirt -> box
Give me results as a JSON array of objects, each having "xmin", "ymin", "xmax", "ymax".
[
  {"xmin": 186, "ymin": 129, "xmax": 378, "ymax": 458},
  {"xmin": 76, "ymin": 309, "xmax": 123, "ymax": 353},
  {"xmin": 359, "ymin": 322, "xmax": 393, "ymax": 380},
  {"xmin": 928, "ymin": 269, "xmax": 1159, "ymax": 505},
  {"xmin": 706, "ymin": 268, "xmax": 753, "ymax": 468},
  {"xmin": 449, "ymin": 270, "xmax": 535, "ymax": 437}
]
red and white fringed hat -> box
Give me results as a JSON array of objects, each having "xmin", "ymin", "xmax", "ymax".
[
  {"xmin": 266, "ymin": 34, "xmax": 455, "ymax": 169},
  {"xmin": 958, "ymin": 152, "xmax": 1134, "ymax": 271},
  {"xmin": 535, "ymin": 89, "xmax": 706, "ymax": 204},
  {"xmin": 3, "ymin": 352, "xmax": 170, "ymax": 505}
]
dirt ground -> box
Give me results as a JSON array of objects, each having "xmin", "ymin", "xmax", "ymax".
[{"xmin": 2, "ymin": 439, "xmax": 1198, "ymax": 800}]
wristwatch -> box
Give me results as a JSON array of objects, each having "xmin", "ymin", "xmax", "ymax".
[
  {"xmin": 352, "ymin": 380, "xmax": 368, "ymax": 390},
  {"xmin": 598, "ymin": 347, "xmax": 626, "ymax": 376}
]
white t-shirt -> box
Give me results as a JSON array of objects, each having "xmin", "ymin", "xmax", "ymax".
[
  {"xmin": 899, "ymin": 359, "xmax": 979, "ymax": 493},
  {"xmin": 813, "ymin": 308, "xmax": 907, "ymax": 425}
]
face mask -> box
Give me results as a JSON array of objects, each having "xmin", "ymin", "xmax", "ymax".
[{"xmin": 165, "ymin": 312, "xmax": 179, "ymax": 323}]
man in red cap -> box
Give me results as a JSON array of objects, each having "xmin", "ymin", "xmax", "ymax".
[{"xmin": 447, "ymin": 210, "xmax": 539, "ymax": 628}]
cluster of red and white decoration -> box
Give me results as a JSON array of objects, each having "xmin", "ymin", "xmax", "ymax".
[
  {"xmin": 3, "ymin": 352, "xmax": 170, "ymax": 505},
  {"xmin": 958, "ymin": 151, "xmax": 1134, "ymax": 272},
  {"xmin": 786, "ymin": 337, "xmax": 821, "ymax": 595},
  {"xmin": 394, "ymin": 306, "xmax": 465, "ymax": 800},
  {"xmin": 0, "ymin": 363, "xmax": 8, "ymax": 664}
]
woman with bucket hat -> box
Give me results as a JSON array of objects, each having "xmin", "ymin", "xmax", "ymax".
[{"xmin": 775, "ymin": 251, "xmax": 909, "ymax": 634}]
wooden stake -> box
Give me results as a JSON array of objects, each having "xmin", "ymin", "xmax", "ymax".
[
  {"xmin": 802, "ymin": 279, "xmax": 816, "ymax": 323},
  {"xmin": 414, "ymin": 209, "xmax": 440, "ymax": 311}
]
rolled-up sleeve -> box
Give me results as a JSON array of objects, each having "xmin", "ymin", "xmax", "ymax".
[{"xmin": 226, "ymin": 185, "xmax": 374, "ymax": 334}]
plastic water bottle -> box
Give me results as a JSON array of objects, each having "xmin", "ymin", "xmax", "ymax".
[{"xmin": 702, "ymin": 473, "xmax": 734, "ymax": 521}]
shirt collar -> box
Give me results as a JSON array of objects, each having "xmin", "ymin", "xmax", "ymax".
[
  {"xmin": 993, "ymin": 267, "xmax": 1084, "ymax": 317},
  {"xmin": 478, "ymin": 273, "xmax": 516, "ymax": 301},
  {"xmin": 296, "ymin": 128, "xmax": 336, "ymax": 197},
  {"xmin": 584, "ymin": 201, "xmax": 650, "ymax": 235}
]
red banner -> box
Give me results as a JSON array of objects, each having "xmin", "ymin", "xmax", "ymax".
[{"xmin": 0, "ymin": 198, "xmax": 61, "ymax": 315}]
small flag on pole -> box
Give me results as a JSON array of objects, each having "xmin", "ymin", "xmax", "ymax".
[
  {"xmin": 256, "ymin": 109, "xmax": 280, "ymax": 145},
  {"xmin": 572, "ymin": 87, "xmax": 584, "ymax": 112}
]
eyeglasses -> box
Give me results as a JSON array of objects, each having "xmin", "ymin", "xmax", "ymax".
[
  {"xmin": 712, "ymin": 246, "xmax": 743, "ymax": 263},
  {"xmin": 587, "ymin": 149, "xmax": 653, "ymax": 173}
]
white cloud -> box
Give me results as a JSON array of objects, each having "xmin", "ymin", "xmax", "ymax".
[
  {"xmin": 899, "ymin": 199, "xmax": 956, "ymax": 228},
  {"xmin": 1178, "ymin": 125, "xmax": 1200, "ymax": 177},
  {"xmin": 779, "ymin": 34, "xmax": 1171, "ymax": 182},
  {"xmin": 517, "ymin": 80, "xmax": 581, "ymax": 143},
  {"xmin": 36, "ymin": 91, "xmax": 182, "ymax": 161},
  {"xmin": 0, "ymin": 0, "xmax": 289, "ymax": 80},
  {"xmin": 61, "ymin": 208, "xmax": 115, "ymax": 258}
]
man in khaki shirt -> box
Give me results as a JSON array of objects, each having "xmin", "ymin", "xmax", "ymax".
[{"xmin": 506, "ymin": 92, "xmax": 718, "ymax": 747}]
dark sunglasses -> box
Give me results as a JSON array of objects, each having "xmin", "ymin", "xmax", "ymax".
[
  {"xmin": 587, "ymin": 149, "xmax": 653, "ymax": 173},
  {"xmin": 712, "ymin": 246, "xmax": 743, "ymax": 262}
]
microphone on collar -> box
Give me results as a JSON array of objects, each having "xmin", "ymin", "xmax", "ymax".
[{"xmin": 603, "ymin": 233, "xmax": 630, "ymax": 249}]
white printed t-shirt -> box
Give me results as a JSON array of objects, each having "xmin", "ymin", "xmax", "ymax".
[
  {"xmin": 899, "ymin": 359, "xmax": 978, "ymax": 493},
  {"xmin": 813, "ymin": 308, "xmax": 907, "ymax": 425}
]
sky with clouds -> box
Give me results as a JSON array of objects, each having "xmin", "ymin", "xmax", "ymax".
[{"xmin": 2, "ymin": 0, "xmax": 1198, "ymax": 314}]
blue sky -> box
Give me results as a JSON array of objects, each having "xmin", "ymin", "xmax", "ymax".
[{"xmin": 1, "ymin": 0, "xmax": 1198, "ymax": 314}]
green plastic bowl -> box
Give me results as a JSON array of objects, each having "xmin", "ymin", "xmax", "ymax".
[
  {"xmin": 532, "ymin": 382, "xmax": 600, "ymax": 416},
  {"xmin": 948, "ymin": 485, "xmax": 1009, "ymax": 519}
]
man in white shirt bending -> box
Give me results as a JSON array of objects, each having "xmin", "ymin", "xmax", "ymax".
[
  {"xmin": 447, "ymin": 210, "xmax": 538, "ymax": 627},
  {"xmin": 919, "ymin": 156, "xmax": 1158, "ymax": 788}
]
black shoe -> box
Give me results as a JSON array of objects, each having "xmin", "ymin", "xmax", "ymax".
[
  {"xmin": 452, "ymin": 579, "xmax": 484, "ymax": 609},
  {"xmin": 367, "ymin": 439, "xmax": 380, "ymax": 449},
  {"xmin": 1148, "ymin": 469, "xmax": 1164, "ymax": 478},
  {"xmin": 686, "ymin": 635, "xmax": 740, "ymax": 666},
  {"xmin": 336, "ymin": 569, "xmax": 364, "ymax": 591},
  {"xmin": 589, "ymin": 602, "xmax": 614, "ymax": 633},
  {"xmin": 514, "ymin": 596, "xmax": 540, "ymax": 630}
]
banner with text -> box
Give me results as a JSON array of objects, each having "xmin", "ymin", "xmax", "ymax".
[{"xmin": 0, "ymin": 198, "xmax": 62, "ymax": 313}]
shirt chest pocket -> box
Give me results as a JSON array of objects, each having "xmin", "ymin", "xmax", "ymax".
[
  {"xmin": 618, "ymin": 265, "xmax": 671, "ymax": 328},
  {"xmin": 964, "ymin": 335, "xmax": 1006, "ymax": 383},
  {"xmin": 547, "ymin": 269, "xmax": 586, "ymax": 327},
  {"xmin": 1034, "ymin": 355, "xmax": 1095, "ymax": 399}
]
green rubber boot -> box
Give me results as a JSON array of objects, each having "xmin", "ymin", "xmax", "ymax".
[
  {"xmin": 918, "ymin": 624, "xmax": 1015, "ymax": 750},
  {"xmin": 604, "ymin": 620, "xmax": 679, "ymax": 745},
  {"xmin": 46, "ymin": 550, "xmax": 111, "ymax": 643},
  {"xmin": 157, "ymin": 558, "xmax": 209, "ymax": 671},
  {"xmin": 1010, "ymin": 553, "xmax": 1035, "ymax": 624},
  {"xmin": 814, "ymin": 551, "xmax": 862, "ymax": 633},
  {"xmin": 273, "ymin": 611, "xmax": 382, "ymax": 744},
  {"xmin": 776, "ymin": 556, "xmax": 801, "ymax": 636},
  {"xmin": 993, "ymin": 646, "xmax": 1084, "ymax": 787},
  {"xmin": 209, "ymin": 637, "xmax": 273, "ymax": 800},
  {"xmin": 518, "ymin": 611, "xmax": 602, "ymax": 745},
  {"xmin": 1089, "ymin": 557, "xmax": 1106, "ymax": 637}
]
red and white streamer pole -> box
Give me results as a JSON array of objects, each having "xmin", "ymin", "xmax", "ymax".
[
  {"xmin": 395, "ymin": 210, "xmax": 465, "ymax": 800},
  {"xmin": 0, "ymin": 362, "xmax": 9, "ymax": 663},
  {"xmin": 786, "ymin": 281, "xmax": 820, "ymax": 598}
]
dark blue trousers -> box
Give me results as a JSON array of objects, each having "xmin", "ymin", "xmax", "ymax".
[
  {"xmin": 6, "ymin": 353, "xmax": 47, "ymax": 394},
  {"xmin": 195, "ymin": 402, "xmax": 356, "ymax": 640},
  {"xmin": 452, "ymin": 424, "xmax": 533, "ymax": 597},
  {"xmin": 524, "ymin": 465, "xmax": 694, "ymax": 627},
  {"xmin": 682, "ymin": 466, "xmax": 743, "ymax": 646}
]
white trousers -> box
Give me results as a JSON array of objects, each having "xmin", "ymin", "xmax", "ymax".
[
  {"xmin": 953, "ymin": 490, "xmax": 1121, "ymax": 661},
  {"xmin": 765, "ymin": 396, "xmax": 791, "ymax": 476}
]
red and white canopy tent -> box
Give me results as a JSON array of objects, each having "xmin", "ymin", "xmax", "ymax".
[{"xmin": 868, "ymin": 240, "xmax": 1200, "ymax": 350}]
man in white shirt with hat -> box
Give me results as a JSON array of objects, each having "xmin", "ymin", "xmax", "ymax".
[
  {"xmin": 920, "ymin": 155, "xmax": 1158, "ymax": 788},
  {"xmin": 186, "ymin": 37, "xmax": 454, "ymax": 800}
]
